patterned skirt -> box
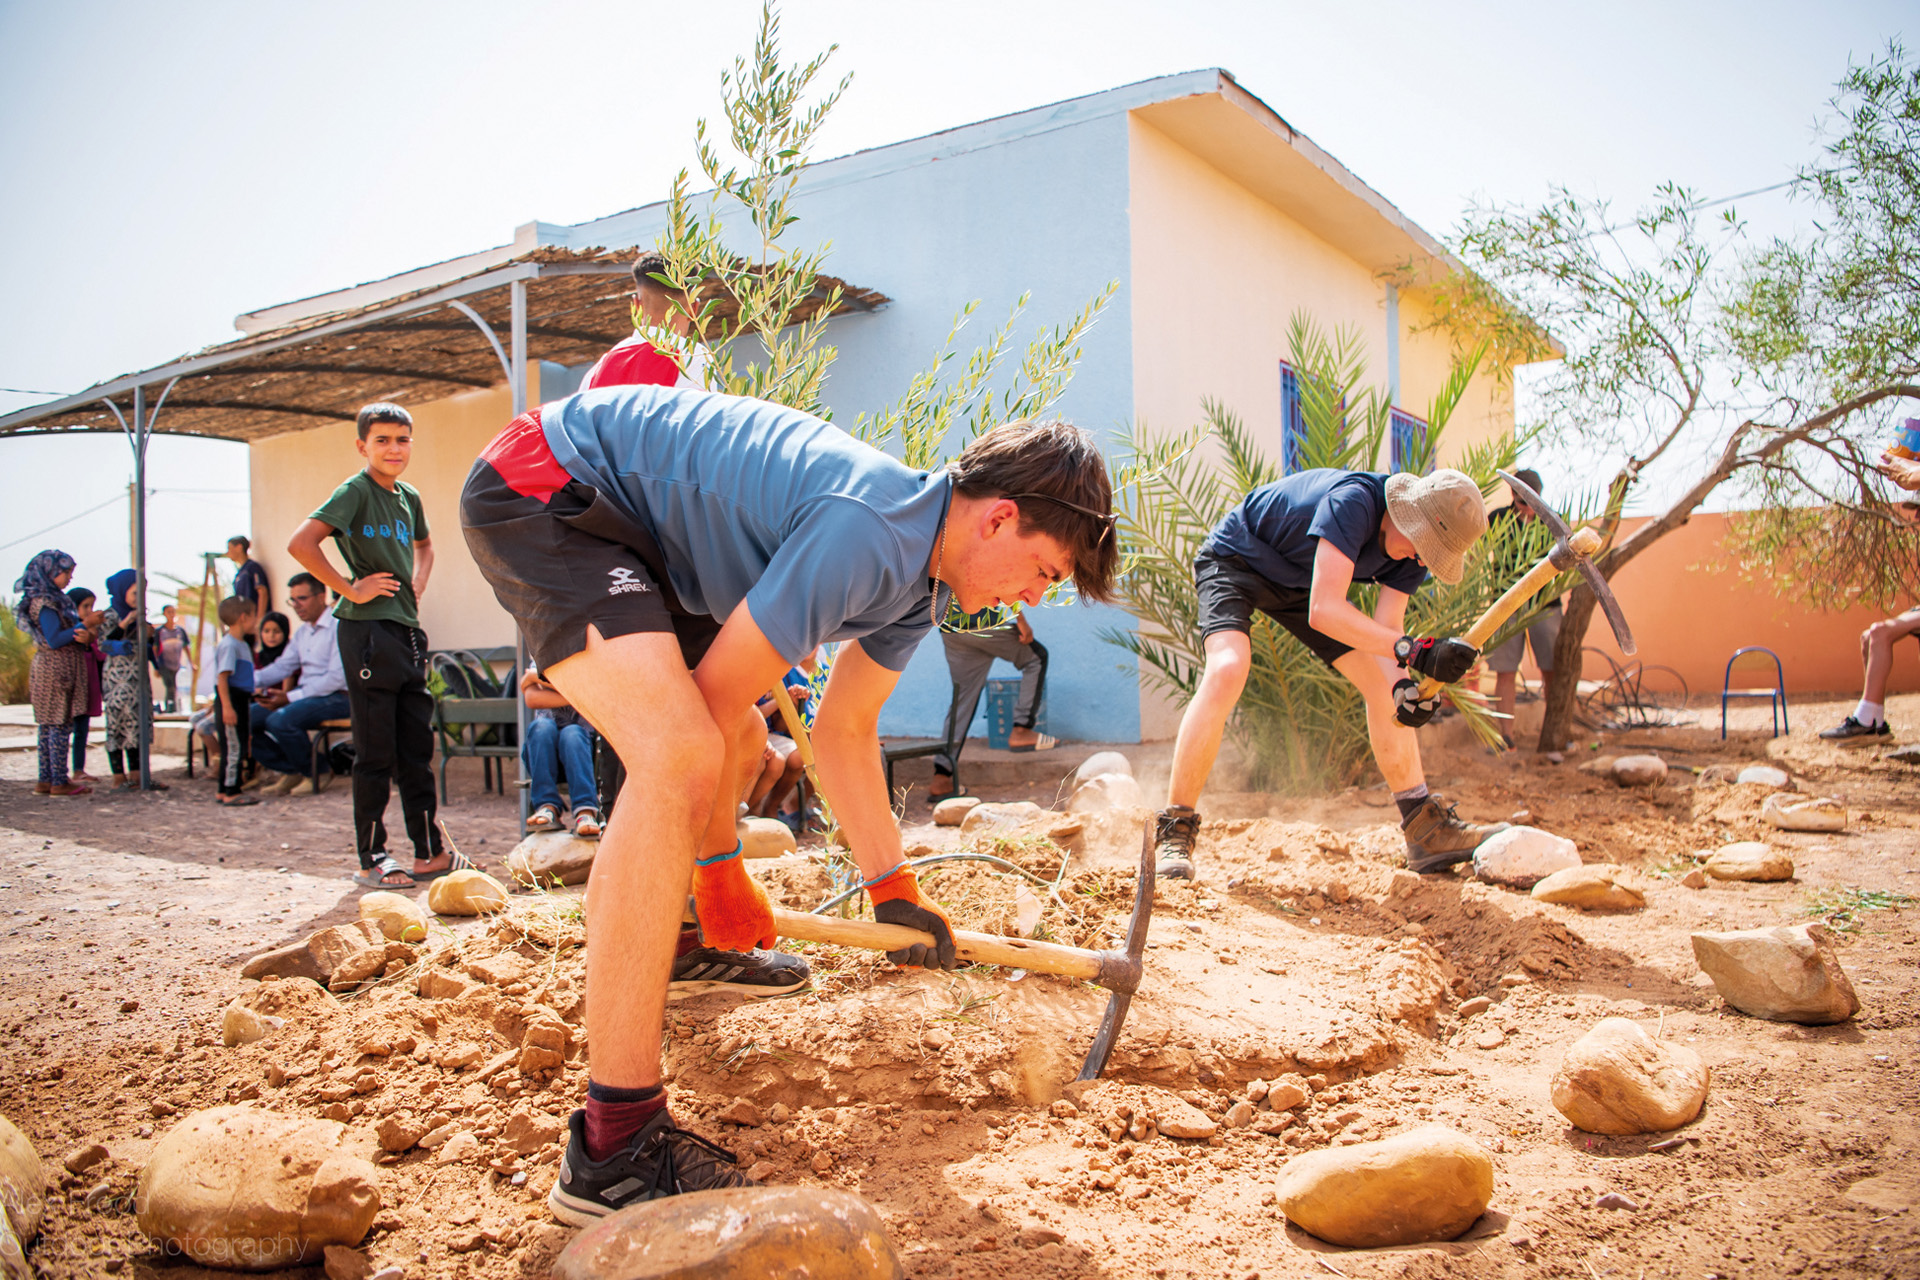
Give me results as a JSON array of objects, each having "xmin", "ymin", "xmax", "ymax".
[
  {"xmin": 104, "ymin": 653, "xmax": 144, "ymax": 749},
  {"xmin": 29, "ymin": 645, "xmax": 89, "ymax": 726}
]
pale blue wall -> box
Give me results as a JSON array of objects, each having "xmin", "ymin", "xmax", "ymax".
[{"xmin": 557, "ymin": 110, "xmax": 1142, "ymax": 743}]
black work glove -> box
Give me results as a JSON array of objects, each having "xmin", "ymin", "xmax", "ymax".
[
  {"xmin": 869, "ymin": 866, "xmax": 960, "ymax": 970},
  {"xmin": 1395, "ymin": 634, "xmax": 1478, "ymax": 684},
  {"xmin": 1393, "ymin": 678, "xmax": 1441, "ymax": 727}
]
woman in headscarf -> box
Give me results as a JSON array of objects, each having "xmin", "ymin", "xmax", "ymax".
[
  {"xmin": 100, "ymin": 568, "xmax": 166, "ymax": 790},
  {"xmin": 15, "ymin": 550, "xmax": 97, "ymax": 795},
  {"xmin": 65, "ymin": 586, "xmax": 106, "ymax": 782},
  {"xmin": 255, "ymin": 610, "xmax": 292, "ymax": 674}
]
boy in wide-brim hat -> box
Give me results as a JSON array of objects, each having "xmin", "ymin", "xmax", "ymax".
[{"xmin": 1153, "ymin": 466, "xmax": 1510, "ymax": 879}]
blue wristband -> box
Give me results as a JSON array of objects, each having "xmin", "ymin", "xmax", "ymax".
[
  {"xmin": 861, "ymin": 862, "xmax": 911, "ymax": 889},
  {"xmin": 695, "ymin": 840, "xmax": 743, "ymax": 868}
]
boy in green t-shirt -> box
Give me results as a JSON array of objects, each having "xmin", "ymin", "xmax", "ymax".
[{"xmin": 289, "ymin": 402, "xmax": 451, "ymax": 889}]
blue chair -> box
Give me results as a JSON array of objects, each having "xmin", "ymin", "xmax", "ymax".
[{"xmin": 1721, "ymin": 647, "xmax": 1788, "ymax": 740}]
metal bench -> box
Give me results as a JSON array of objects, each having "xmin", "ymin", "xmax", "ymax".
[
  {"xmin": 433, "ymin": 696, "xmax": 520, "ymax": 804},
  {"xmin": 310, "ymin": 718, "xmax": 354, "ymax": 792}
]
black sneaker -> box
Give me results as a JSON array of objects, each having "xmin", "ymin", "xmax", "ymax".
[
  {"xmin": 1152, "ymin": 805, "xmax": 1202, "ymax": 881},
  {"xmin": 1818, "ymin": 715, "xmax": 1891, "ymax": 745},
  {"xmin": 548, "ymin": 1107, "xmax": 755, "ymax": 1225},
  {"xmin": 669, "ymin": 943, "xmax": 811, "ymax": 1000},
  {"xmin": 1403, "ymin": 795, "xmax": 1509, "ymax": 874}
]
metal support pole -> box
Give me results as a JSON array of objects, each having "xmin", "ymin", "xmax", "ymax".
[
  {"xmin": 510, "ymin": 279, "xmax": 531, "ymax": 832},
  {"xmin": 131, "ymin": 385, "xmax": 152, "ymax": 791}
]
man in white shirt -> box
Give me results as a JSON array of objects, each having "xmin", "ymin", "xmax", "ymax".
[{"xmin": 251, "ymin": 572, "xmax": 349, "ymax": 796}]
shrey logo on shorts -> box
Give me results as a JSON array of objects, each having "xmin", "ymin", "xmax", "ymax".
[{"xmin": 607, "ymin": 567, "xmax": 652, "ymax": 596}]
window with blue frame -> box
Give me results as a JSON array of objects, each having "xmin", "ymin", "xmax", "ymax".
[
  {"xmin": 1389, "ymin": 406, "xmax": 1430, "ymax": 474},
  {"xmin": 1279, "ymin": 359, "xmax": 1306, "ymax": 474}
]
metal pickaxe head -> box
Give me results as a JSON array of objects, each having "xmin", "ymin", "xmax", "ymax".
[
  {"xmin": 1075, "ymin": 818, "xmax": 1157, "ymax": 1080},
  {"xmin": 1498, "ymin": 469, "xmax": 1636, "ymax": 656}
]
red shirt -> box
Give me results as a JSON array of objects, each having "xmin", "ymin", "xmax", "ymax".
[{"xmin": 582, "ymin": 334, "xmax": 695, "ymax": 390}]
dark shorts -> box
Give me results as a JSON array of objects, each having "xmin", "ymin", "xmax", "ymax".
[
  {"xmin": 1194, "ymin": 551, "xmax": 1352, "ymax": 669},
  {"xmin": 460, "ymin": 410, "xmax": 721, "ymax": 674}
]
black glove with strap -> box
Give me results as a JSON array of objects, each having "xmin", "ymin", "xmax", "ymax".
[
  {"xmin": 868, "ymin": 865, "xmax": 960, "ymax": 970},
  {"xmin": 1395, "ymin": 634, "xmax": 1478, "ymax": 684},
  {"xmin": 1392, "ymin": 678, "xmax": 1441, "ymax": 727}
]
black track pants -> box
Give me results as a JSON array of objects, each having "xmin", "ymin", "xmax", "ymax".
[{"xmin": 337, "ymin": 617, "xmax": 440, "ymax": 867}]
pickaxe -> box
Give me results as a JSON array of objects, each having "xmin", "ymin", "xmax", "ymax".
[
  {"xmin": 720, "ymin": 684, "xmax": 1157, "ymax": 1080},
  {"xmin": 1412, "ymin": 468, "xmax": 1636, "ymax": 699}
]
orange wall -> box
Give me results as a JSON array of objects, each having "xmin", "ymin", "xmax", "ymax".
[{"xmin": 1572, "ymin": 511, "xmax": 1918, "ymax": 697}]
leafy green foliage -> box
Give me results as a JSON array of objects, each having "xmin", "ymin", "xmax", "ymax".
[
  {"xmin": 0, "ymin": 601, "xmax": 32, "ymax": 705},
  {"xmin": 1105, "ymin": 314, "xmax": 1553, "ymax": 792},
  {"xmin": 1802, "ymin": 885, "xmax": 1915, "ymax": 933}
]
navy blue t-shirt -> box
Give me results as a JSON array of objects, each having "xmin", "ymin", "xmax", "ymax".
[{"xmin": 1202, "ymin": 470, "xmax": 1428, "ymax": 595}]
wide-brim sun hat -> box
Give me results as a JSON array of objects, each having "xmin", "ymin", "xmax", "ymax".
[{"xmin": 1384, "ymin": 469, "xmax": 1488, "ymax": 585}]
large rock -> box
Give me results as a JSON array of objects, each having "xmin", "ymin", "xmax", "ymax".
[
  {"xmin": 357, "ymin": 892, "xmax": 428, "ymax": 943},
  {"xmin": 136, "ymin": 1106, "xmax": 380, "ymax": 1270},
  {"xmin": 958, "ymin": 800, "xmax": 1048, "ymax": 838},
  {"xmin": 1072, "ymin": 751, "xmax": 1134, "ymax": 787},
  {"xmin": 1067, "ymin": 772, "xmax": 1144, "ymax": 815},
  {"xmin": 1149, "ymin": 1096, "xmax": 1218, "ymax": 1140},
  {"xmin": 1610, "ymin": 755, "xmax": 1668, "ymax": 787},
  {"xmin": 1530, "ymin": 864, "xmax": 1645, "ymax": 911},
  {"xmin": 1549, "ymin": 1018, "xmax": 1709, "ymax": 1134},
  {"xmin": 931, "ymin": 796, "xmax": 981, "ymax": 827},
  {"xmin": 1471, "ymin": 827, "xmax": 1581, "ymax": 889},
  {"xmin": 241, "ymin": 922, "xmax": 384, "ymax": 985},
  {"xmin": 0, "ymin": 1113, "xmax": 47, "ymax": 1278},
  {"xmin": 1761, "ymin": 793, "xmax": 1847, "ymax": 833},
  {"xmin": 553, "ymin": 1187, "xmax": 903, "ymax": 1280},
  {"xmin": 427, "ymin": 869, "xmax": 510, "ymax": 916},
  {"xmin": 1703, "ymin": 841, "xmax": 1794, "ymax": 882},
  {"xmin": 1691, "ymin": 923, "xmax": 1860, "ymax": 1024},
  {"xmin": 739, "ymin": 817, "xmax": 797, "ymax": 860},
  {"xmin": 506, "ymin": 833, "xmax": 598, "ymax": 887},
  {"xmin": 1735, "ymin": 764, "xmax": 1791, "ymax": 789},
  {"xmin": 1275, "ymin": 1125, "xmax": 1493, "ymax": 1248}
]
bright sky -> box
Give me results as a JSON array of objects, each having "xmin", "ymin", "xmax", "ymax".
[{"xmin": 0, "ymin": 0, "xmax": 1908, "ymax": 601}]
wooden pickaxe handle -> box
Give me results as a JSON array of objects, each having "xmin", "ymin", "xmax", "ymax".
[{"xmin": 1416, "ymin": 526, "xmax": 1600, "ymax": 698}]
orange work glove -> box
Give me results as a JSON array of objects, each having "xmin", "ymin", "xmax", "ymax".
[
  {"xmin": 867, "ymin": 864, "xmax": 959, "ymax": 969},
  {"xmin": 690, "ymin": 842, "xmax": 775, "ymax": 952}
]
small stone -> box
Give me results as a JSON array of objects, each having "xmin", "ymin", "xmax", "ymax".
[
  {"xmin": 1151, "ymin": 1095, "xmax": 1217, "ymax": 1140},
  {"xmin": 1473, "ymin": 1027, "xmax": 1506, "ymax": 1050},
  {"xmin": 1610, "ymin": 755, "xmax": 1668, "ymax": 787},
  {"xmin": 923, "ymin": 1027, "xmax": 952, "ymax": 1050},
  {"xmin": 717, "ymin": 1098, "xmax": 763, "ymax": 1127},
  {"xmin": 1550, "ymin": 1017, "xmax": 1710, "ymax": 1134},
  {"xmin": 1018, "ymin": 1226, "xmax": 1066, "ymax": 1248},
  {"xmin": 1266, "ymin": 1082, "xmax": 1308, "ymax": 1111},
  {"xmin": 368, "ymin": 1269, "xmax": 404, "ymax": 1280},
  {"xmin": 427, "ymin": 869, "xmax": 510, "ymax": 916},
  {"xmin": 932, "ymin": 796, "xmax": 982, "ymax": 827},
  {"xmin": 1049, "ymin": 1100, "xmax": 1078, "ymax": 1118},
  {"xmin": 1471, "ymin": 827, "xmax": 1581, "ymax": 889},
  {"xmin": 1246, "ymin": 1079, "xmax": 1270, "ymax": 1103},
  {"xmin": 1457, "ymin": 997, "xmax": 1492, "ymax": 1018},
  {"xmin": 1275, "ymin": 1124, "xmax": 1494, "ymax": 1248},
  {"xmin": 1680, "ymin": 869, "xmax": 1708, "ymax": 890},
  {"xmin": 959, "ymin": 801, "xmax": 1049, "ymax": 837},
  {"xmin": 374, "ymin": 1116, "xmax": 428, "ymax": 1153},
  {"xmin": 499, "ymin": 1112, "xmax": 564, "ymax": 1155},
  {"xmin": 1734, "ymin": 765, "xmax": 1791, "ymax": 789},
  {"xmin": 1073, "ymin": 751, "xmax": 1134, "ymax": 786},
  {"xmin": 357, "ymin": 891, "xmax": 429, "ymax": 942},
  {"xmin": 1761, "ymin": 793, "xmax": 1847, "ymax": 832},
  {"xmin": 1224, "ymin": 1101, "xmax": 1255, "ymax": 1129},
  {"xmin": 746, "ymin": 1160, "xmax": 777, "ymax": 1181},
  {"xmin": 769, "ymin": 1103, "xmax": 792, "ymax": 1124},
  {"xmin": 809, "ymin": 1151, "xmax": 833, "ymax": 1174},
  {"xmin": 417, "ymin": 970, "xmax": 478, "ymax": 1000},
  {"xmin": 505, "ymin": 832, "xmax": 599, "ymax": 887},
  {"xmin": 220, "ymin": 1001, "xmax": 285, "ymax": 1048},
  {"xmin": 552, "ymin": 1187, "xmax": 900, "ymax": 1280},
  {"xmin": 1691, "ymin": 923, "xmax": 1859, "ymax": 1024},
  {"xmin": 434, "ymin": 1132, "xmax": 482, "ymax": 1164},
  {"xmin": 1593, "ymin": 1191, "xmax": 1639, "ymax": 1210},
  {"xmin": 119, "ymin": 999, "xmax": 139, "ymax": 1013},
  {"xmin": 324, "ymin": 1244, "xmax": 375, "ymax": 1280},
  {"xmin": 1703, "ymin": 842, "xmax": 1794, "ymax": 883},
  {"xmin": 739, "ymin": 816, "xmax": 798, "ymax": 860},
  {"xmin": 1068, "ymin": 773, "xmax": 1144, "ymax": 815},
  {"xmin": 63, "ymin": 1142, "xmax": 109, "ymax": 1175},
  {"xmin": 416, "ymin": 1124, "xmax": 459, "ymax": 1149},
  {"xmin": 1530, "ymin": 864, "xmax": 1646, "ymax": 911}
]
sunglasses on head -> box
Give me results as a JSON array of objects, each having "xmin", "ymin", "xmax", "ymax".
[{"xmin": 1007, "ymin": 492, "xmax": 1117, "ymax": 547}]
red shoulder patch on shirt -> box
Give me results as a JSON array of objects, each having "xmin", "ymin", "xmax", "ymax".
[
  {"xmin": 479, "ymin": 409, "xmax": 571, "ymax": 503},
  {"xmin": 583, "ymin": 338, "xmax": 683, "ymax": 389}
]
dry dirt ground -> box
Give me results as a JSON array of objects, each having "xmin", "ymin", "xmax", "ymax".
[{"xmin": 2, "ymin": 694, "xmax": 1918, "ymax": 1280}]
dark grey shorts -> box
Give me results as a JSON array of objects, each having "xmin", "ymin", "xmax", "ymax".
[
  {"xmin": 459, "ymin": 458, "xmax": 720, "ymax": 674},
  {"xmin": 1193, "ymin": 552, "xmax": 1351, "ymax": 669}
]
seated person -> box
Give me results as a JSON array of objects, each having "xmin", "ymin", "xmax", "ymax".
[
  {"xmin": 522, "ymin": 665, "xmax": 603, "ymax": 838},
  {"xmin": 254, "ymin": 611, "xmax": 291, "ymax": 684},
  {"xmin": 748, "ymin": 654, "xmax": 818, "ymax": 831},
  {"xmin": 1819, "ymin": 447, "xmax": 1920, "ymax": 742},
  {"xmin": 250, "ymin": 574, "xmax": 349, "ymax": 795}
]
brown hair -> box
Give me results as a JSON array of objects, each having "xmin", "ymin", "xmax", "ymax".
[
  {"xmin": 217, "ymin": 595, "xmax": 253, "ymax": 627},
  {"xmin": 949, "ymin": 420, "xmax": 1118, "ymax": 604},
  {"xmin": 631, "ymin": 251, "xmax": 683, "ymax": 295},
  {"xmin": 356, "ymin": 402, "xmax": 413, "ymax": 441}
]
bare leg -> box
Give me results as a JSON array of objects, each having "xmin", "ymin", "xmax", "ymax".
[
  {"xmin": 1493, "ymin": 670, "xmax": 1519, "ymax": 723},
  {"xmin": 545, "ymin": 627, "xmax": 722, "ymax": 1091},
  {"xmin": 1168, "ymin": 631, "xmax": 1251, "ymax": 809},
  {"xmin": 1862, "ymin": 610, "xmax": 1920, "ymax": 704},
  {"xmin": 1332, "ymin": 649, "xmax": 1424, "ymax": 792}
]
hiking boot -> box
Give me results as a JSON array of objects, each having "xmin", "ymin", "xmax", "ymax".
[
  {"xmin": 1152, "ymin": 805, "xmax": 1202, "ymax": 881},
  {"xmin": 669, "ymin": 944, "xmax": 811, "ymax": 1000},
  {"xmin": 548, "ymin": 1107, "xmax": 753, "ymax": 1226},
  {"xmin": 1818, "ymin": 715, "xmax": 1891, "ymax": 745},
  {"xmin": 1402, "ymin": 794, "xmax": 1508, "ymax": 874}
]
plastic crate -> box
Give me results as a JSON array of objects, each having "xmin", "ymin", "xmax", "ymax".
[{"xmin": 984, "ymin": 677, "xmax": 1046, "ymax": 749}]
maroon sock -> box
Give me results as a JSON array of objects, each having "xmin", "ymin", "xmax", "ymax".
[
  {"xmin": 675, "ymin": 925, "xmax": 703, "ymax": 958},
  {"xmin": 584, "ymin": 1081, "xmax": 666, "ymax": 1161}
]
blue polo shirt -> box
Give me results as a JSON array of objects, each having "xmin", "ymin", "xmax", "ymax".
[
  {"xmin": 1202, "ymin": 470, "xmax": 1428, "ymax": 595},
  {"xmin": 540, "ymin": 385, "xmax": 947, "ymax": 670}
]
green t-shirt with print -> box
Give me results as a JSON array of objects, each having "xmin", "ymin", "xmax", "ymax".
[{"xmin": 311, "ymin": 471, "xmax": 430, "ymax": 627}]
